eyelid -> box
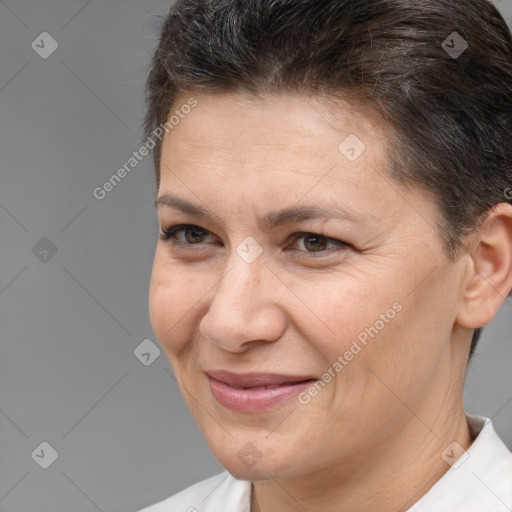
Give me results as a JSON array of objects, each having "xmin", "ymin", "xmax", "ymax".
[{"xmin": 288, "ymin": 231, "xmax": 348, "ymax": 246}]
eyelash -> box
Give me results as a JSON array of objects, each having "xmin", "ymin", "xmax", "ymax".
[{"xmin": 158, "ymin": 224, "xmax": 350, "ymax": 258}]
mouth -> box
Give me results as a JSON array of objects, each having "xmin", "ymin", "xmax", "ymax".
[{"xmin": 205, "ymin": 370, "xmax": 318, "ymax": 412}]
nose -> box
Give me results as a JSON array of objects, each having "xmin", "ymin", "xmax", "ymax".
[{"xmin": 198, "ymin": 251, "xmax": 286, "ymax": 353}]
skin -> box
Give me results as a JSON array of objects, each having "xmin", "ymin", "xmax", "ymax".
[{"xmin": 149, "ymin": 91, "xmax": 512, "ymax": 512}]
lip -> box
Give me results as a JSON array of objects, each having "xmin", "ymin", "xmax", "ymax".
[{"xmin": 205, "ymin": 370, "xmax": 318, "ymax": 412}]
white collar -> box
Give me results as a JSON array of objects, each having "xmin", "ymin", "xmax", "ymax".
[{"xmin": 407, "ymin": 414, "xmax": 512, "ymax": 511}]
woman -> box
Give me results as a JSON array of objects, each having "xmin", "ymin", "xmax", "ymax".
[{"xmin": 137, "ymin": 0, "xmax": 512, "ymax": 510}]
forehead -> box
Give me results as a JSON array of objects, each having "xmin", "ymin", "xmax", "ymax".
[{"xmin": 160, "ymin": 91, "xmax": 389, "ymax": 185}]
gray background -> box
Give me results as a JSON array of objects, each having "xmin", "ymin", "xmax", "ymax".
[{"xmin": 0, "ymin": 1, "xmax": 511, "ymax": 511}]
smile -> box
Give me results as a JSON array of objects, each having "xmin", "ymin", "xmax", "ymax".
[{"xmin": 205, "ymin": 371, "xmax": 318, "ymax": 412}]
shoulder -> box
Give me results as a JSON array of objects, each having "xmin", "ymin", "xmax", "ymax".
[{"xmin": 136, "ymin": 471, "xmax": 252, "ymax": 512}]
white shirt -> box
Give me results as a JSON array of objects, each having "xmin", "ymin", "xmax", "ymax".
[{"xmin": 137, "ymin": 414, "xmax": 512, "ymax": 512}]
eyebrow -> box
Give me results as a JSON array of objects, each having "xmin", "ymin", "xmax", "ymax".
[{"xmin": 154, "ymin": 194, "xmax": 377, "ymax": 228}]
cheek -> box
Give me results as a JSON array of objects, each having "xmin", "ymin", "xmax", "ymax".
[
  {"xmin": 292, "ymin": 273, "xmax": 399, "ymax": 352},
  {"xmin": 148, "ymin": 260, "xmax": 205, "ymax": 356}
]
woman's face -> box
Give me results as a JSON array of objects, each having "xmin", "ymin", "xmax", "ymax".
[{"xmin": 149, "ymin": 91, "xmax": 469, "ymax": 481}]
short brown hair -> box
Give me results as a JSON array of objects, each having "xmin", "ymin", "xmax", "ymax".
[{"xmin": 143, "ymin": 0, "xmax": 512, "ymax": 357}]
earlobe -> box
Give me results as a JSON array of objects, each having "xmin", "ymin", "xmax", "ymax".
[{"xmin": 456, "ymin": 203, "xmax": 512, "ymax": 330}]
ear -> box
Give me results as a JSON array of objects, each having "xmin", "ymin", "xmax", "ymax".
[{"xmin": 456, "ymin": 203, "xmax": 512, "ymax": 329}]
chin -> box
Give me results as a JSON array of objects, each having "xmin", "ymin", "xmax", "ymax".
[
  {"xmin": 214, "ymin": 446, "xmax": 301, "ymax": 482},
  {"xmin": 226, "ymin": 466, "xmax": 268, "ymax": 481}
]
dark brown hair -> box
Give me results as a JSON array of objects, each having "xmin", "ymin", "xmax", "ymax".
[{"xmin": 143, "ymin": 0, "xmax": 512, "ymax": 358}]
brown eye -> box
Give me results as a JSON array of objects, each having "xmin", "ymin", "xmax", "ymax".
[
  {"xmin": 159, "ymin": 224, "xmax": 214, "ymax": 245},
  {"xmin": 288, "ymin": 232, "xmax": 350, "ymax": 258},
  {"xmin": 302, "ymin": 234, "xmax": 329, "ymax": 252},
  {"xmin": 181, "ymin": 226, "xmax": 209, "ymax": 243}
]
